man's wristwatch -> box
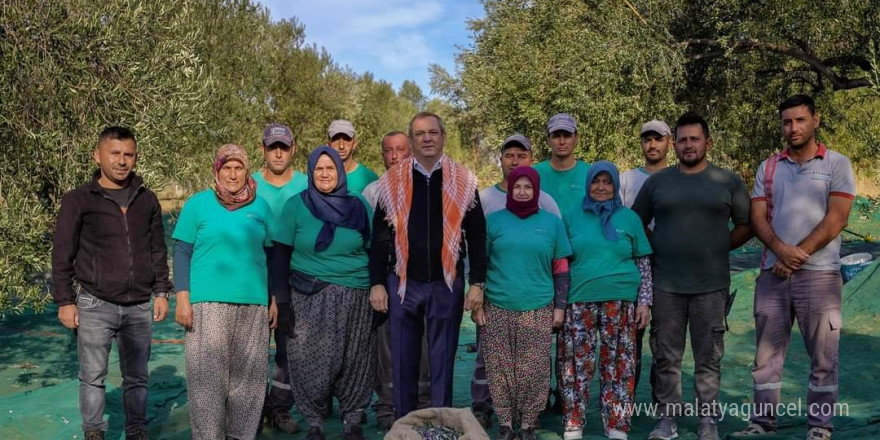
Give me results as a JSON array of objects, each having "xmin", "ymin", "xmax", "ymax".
[
  {"xmin": 470, "ymin": 283, "xmax": 486, "ymax": 291},
  {"xmin": 154, "ymin": 292, "xmax": 170, "ymax": 299}
]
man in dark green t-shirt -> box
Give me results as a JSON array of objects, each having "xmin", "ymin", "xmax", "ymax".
[{"xmin": 632, "ymin": 112, "xmax": 752, "ymax": 440}]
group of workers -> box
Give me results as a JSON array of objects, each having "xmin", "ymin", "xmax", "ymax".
[{"xmin": 51, "ymin": 94, "xmax": 854, "ymax": 440}]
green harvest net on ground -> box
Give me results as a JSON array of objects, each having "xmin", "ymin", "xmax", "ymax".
[{"xmin": 2, "ymin": 200, "xmax": 880, "ymax": 440}]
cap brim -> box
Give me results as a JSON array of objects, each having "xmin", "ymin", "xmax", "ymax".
[
  {"xmin": 263, "ymin": 136, "xmax": 292, "ymax": 147},
  {"xmin": 547, "ymin": 125, "xmax": 576, "ymax": 134},
  {"xmin": 328, "ymin": 130, "xmax": 355, "ymax": 139}
]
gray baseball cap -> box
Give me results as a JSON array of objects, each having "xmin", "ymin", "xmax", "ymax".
[
  {"xmin": 327, "ymin": 119, "xmax": 356, "ymax": 139},
  {"xmin": 547, "ymin": 113, "xmax": 577, "ymax": 134},
  {"xmin": 262, "ymin": 123, "xmax": 293, "ymax": 147},
  {"xmin": 640, "ymin": 119, "xmax": 671, "ymax": 137},
  {"xmin": 500, "ymin": 133, "xmax": 532, "ymax": 151}
]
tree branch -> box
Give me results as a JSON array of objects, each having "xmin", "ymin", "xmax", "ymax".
[{"xmin": 683, "ymin": 38, "xmax": 872, "ymax": 90}]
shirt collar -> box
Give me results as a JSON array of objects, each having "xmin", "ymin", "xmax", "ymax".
[
  {"xmin": 413, "ymin": 156, "xmax": 445, "ymax": 177},
  {"xmin": 778, "ymin": 142, "xmax": 827, "ymax": 161}
]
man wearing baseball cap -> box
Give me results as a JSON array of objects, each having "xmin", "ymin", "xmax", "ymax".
[
  {"xmin": 480, "ymin": 134, "xmax": 561, "ymax": 217},
  {"xmin": 534, "ymin": 113, "xmax": 591, "ymax": 215},
  {"xmin": 620, "ymin": 120, "xmax": 671, "ymax": 207},
  {"xmin": 255, "ymin": 122, "xmax": 307, "ymax": 434},
  {"xmin": 617, "ymin": 119, "xmax": 670, "ymax": 402},
  {"xmin": 470, "ymin": 133, "xmax": 561, "ymax": 427},
  {"xmin": 327, "ymin": 119, "xmax": 379, "ymax": 193}
]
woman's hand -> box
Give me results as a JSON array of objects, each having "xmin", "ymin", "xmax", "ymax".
[
  {"xmin": 370, "ymin": 285, "xmax": 389, "ymax": 313},
  {"xmin": 552, "ymin": 308, "xmax": 565, "ymax": 330},
  {"xmin": 268, "ymin": 297, "xmax": 278, "ymax": 330},
  {"xmin": 471, "ymin": 307, "xmax": 486, "ymax": 326},
  {"xmin": 636, "ymin": 304, "xmax": 651, "ymax": 329},
  {"xmin": 175, "ymin": 291, "xmax": 193, "ymax": 329}
]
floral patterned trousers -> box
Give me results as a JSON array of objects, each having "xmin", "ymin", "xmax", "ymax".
[{"xmin": 558, "ymin": 301, "xmax": 637, "ymax": 434}]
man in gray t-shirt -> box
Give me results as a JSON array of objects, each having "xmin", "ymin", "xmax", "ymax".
[
  {"xmin": 619, "ymin": 119, "xmax": 671, "ymax": 398},
  {"xmin": 632, "ymin": 112, "xmax": 751, "ymax": 440},
  {"xmin": 734, "ymin": 95, "xmax": 855, "ymax": 440},
  {"xmin": 619, "ymin": 119, "xmax": 672, "ymax": 208}
]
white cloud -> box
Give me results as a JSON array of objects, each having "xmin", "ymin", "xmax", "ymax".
[{"xmin": 261, "ymin": 0, "xmax": 483, "ymax": 93}]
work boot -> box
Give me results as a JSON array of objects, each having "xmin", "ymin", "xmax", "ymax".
[
  {"xmin": 698, "ymin": 417, "xmax": 718, "ymax": 440},
  {"xmin": 125, "ymin": 430, "xmax": 149, "ymax": 440},
  {"xmin": 649, "ymin": 416, "xmax": 678, "ymax": 440},
  {"xmin": 84, "ymin": 431, "xmax": 105, "ymax": 440},
  {"xmin": 377, "ymin": 413, "xmax": 395, "ymax": 430},
  {"xmin": 496, "ymin": 425, "xmax": 517, "ymax": 440},
  {"xmin": 268, "ymin": 408, "xmax": 301, "ymax": 434},
  {"xmin": 306, "ymin": 426, "xmax": 326, "ymax": 440},
  {"xmin": 472, "ymin": 404, "xmax": 493, "ymax": 429},
  {"xmin": 344, "ymin": 425, "xmax": 365, "ymax": 440},
  {"xmin": 729, "ymin": 422, "xmax": 777, "ymax": 437}
]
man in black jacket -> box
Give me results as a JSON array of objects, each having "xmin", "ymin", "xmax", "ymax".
[
  {"xmin": 52, "ymin": 126, "xmax": 172, "ymax": 440},
  {"xmin": 368, "ymin": 112, "xmax": 487, "ymax": 419}
]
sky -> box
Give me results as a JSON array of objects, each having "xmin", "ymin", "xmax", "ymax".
[{"xmin": 258, "ymin": 0, "xmax": 484, "ymax": 98}]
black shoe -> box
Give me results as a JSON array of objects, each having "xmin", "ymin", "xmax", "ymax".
[
  {"xmin": 125, "ymin": 430, "xmax": 148, "ymax": 440},
  {"xmin": 521, "ymin": 427, "xmax": 537, "ymax": 440},
  {"xmin": 496, "ymin": 426, "xmax": 517, "ymax": 440},
  {"xmin": 84, "ymin": 432, "xmax": 105, "ymax": 440},
  {"xmin": 377, "ymin": 414, "xmax": 395, "ymax": 430},
  {"xmin": 268, "ymin": 409, "xmax": 301, "ymax": 434},
  {"xmin": 472, "ymin": 406, "xmax": 493, "ymax": 429},
  {"xmin": 344, "ymin": 425, "xmax": 365, "ymax": 440},
  {"xmin": 552, "ymin": 389, "xmax": 564, "ymax": 414},
  {"xmin": 306, "ymin": 426, "xmax": 326, "ymax": 440}
]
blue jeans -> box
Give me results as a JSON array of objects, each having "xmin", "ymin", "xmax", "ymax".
[{"xmin": 76, "ymin": 290, "xmax": 152, "ymax": 434}]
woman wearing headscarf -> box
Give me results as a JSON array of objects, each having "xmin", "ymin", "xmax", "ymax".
[
  {"xmin": 272, "ymin": 146, "xmax": 375, "ymax": 440},
  {"xmin": 172, "ymin": 143, "xmax": 278, "ymax": 440},
  {"xmin": 471, "ymin": 166, "xmax": 571, "ymax": 440},
  {"xmin": 558, "ymin": 161, "xmax": 653, "ymax": 440}
]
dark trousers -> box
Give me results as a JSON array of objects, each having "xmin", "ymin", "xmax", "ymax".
[
  {"xmin": 634, "ymin": 326, "xmax": 658, "ymax": 402},
  {"xmin": 264, "ymin": 325, "xmax": 295, "ymax": 413},
  {"xmin": 76, "ymin": 290, "xmax": 152, "ymax": 435},
  {"xmin": 649, "ymin": 288, "xmax": 728, "ymax": 417},
  {"xmin": 374, "ymin": 319, "xmax": 431, "ymax": 418},
  {"xmin": 470, "ymin": 331, "xmax": 493, "ymax": 410},
  {"xmin": 388, "ymin": 274, "xmax": 464, "ymax": 418}
]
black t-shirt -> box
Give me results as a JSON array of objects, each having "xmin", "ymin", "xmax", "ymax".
[{"xmin": 103, "ymin": 186, "xmax": 132, "ymax": 209}]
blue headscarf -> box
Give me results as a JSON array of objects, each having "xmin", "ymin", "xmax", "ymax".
[
  {"xmin": 582, "ymin": 161, "xmax": 623, "ymax": 242},
  {"xmin": 300, "ymin": 146, "xmax": 370, "ymax": 252}
]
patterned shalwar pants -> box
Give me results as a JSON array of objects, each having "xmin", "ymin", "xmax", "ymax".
[
  {"xmin": 480, "ymin": 303, "xmax": 553, "ymax": 427},
  {"xmin": 185, "ymin": 302, "xmax": 269, "ymax": 440},
  {"xmin": 287, "ymin": 283, "xmax": 377, "ymax": 431},
  {"xmin": 559, "ymin": 301, "xmax": 637, "ymax": 434}
]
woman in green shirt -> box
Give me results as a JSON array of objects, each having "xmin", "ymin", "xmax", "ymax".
[
  {"xmin": 172, "ymin": 143, "xmax": 278, "ymax": 440},
  {"xmin": 272, "ymin": 146, "xmax": 374, "ymax": 440},
  {"xmin": 559, "ymin": 161, "xmax": 653, "ymax": 440},
  {"xmin": 473, "ymin": 166, "xmax": 572, "ymax": 440}
]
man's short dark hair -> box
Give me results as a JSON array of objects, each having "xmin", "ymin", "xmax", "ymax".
[
  {"xmin": 778, "ymin": 94, "xmax": 816, "ymax": 116},
  {"xmin": 98, "ymin": 126, "xmax": 137, "ymax": 146},
  {"xmin": 674, "ymin": 112, "xmax": 710, "ymax": 139},
  {"xmin": 408, "ymin": 112, "xmax": 446, "ymax": 138}
]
